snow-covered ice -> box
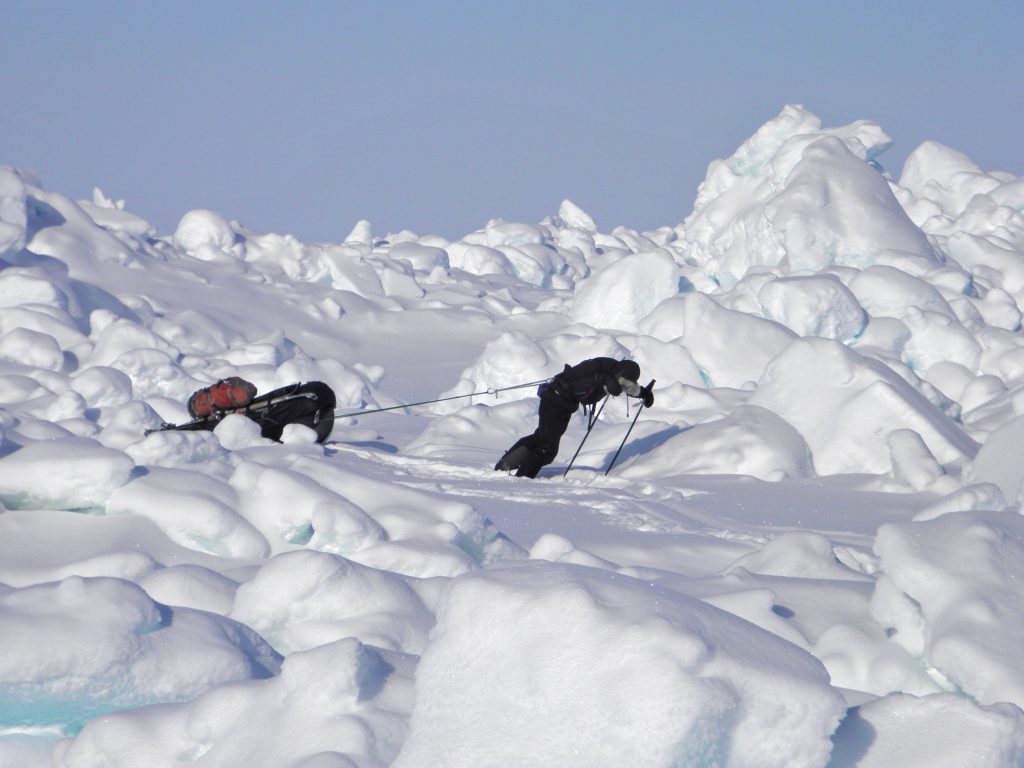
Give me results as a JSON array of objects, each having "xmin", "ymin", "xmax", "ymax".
[{"xmin": 2, "ymin": 104, "xmax": 1024, "ymax": 766}]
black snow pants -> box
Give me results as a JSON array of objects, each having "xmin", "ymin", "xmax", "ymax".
[{"xmin": 499, "ymin": 385, "xmax": 579, "ymax": 478}]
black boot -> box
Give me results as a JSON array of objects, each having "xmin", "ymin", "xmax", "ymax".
[
  {"xmin": 495, "ymin": 443, "xmax": 532, "ymax": 472},
  {"xmin": 514, "ymin": 449, "xmax": 546, "ymax": 478}
]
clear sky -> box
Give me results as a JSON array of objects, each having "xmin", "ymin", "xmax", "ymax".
[{"xmin": 4, "ymin": 0, "xmax": 1022, "ymax": 242}]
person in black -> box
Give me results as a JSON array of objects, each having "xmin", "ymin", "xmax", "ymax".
[{"xmin": 495, "ymin": 357, "xmax": 653, "ymax": 478}]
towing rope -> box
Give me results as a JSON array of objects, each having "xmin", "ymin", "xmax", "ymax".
[{"xmin": 334, "ymin": 378, "xmax": 549, "ymax": 419}]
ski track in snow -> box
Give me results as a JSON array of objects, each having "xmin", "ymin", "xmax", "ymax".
[{"xmin": 329, "ymin": 440, "xmax": 858, "ymax": 550}]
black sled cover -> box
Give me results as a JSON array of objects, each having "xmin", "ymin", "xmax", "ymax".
[{"xmin": 246, "ymin": 381, "xmax": 337, "ymax": 442}]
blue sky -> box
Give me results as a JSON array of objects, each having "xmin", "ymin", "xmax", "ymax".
[{"xmin": 4, "ymin": 1, "xmax": 1022, "ymax": 241}]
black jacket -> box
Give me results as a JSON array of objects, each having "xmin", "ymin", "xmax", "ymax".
[{"xmin": 550, "ymin": 357, "xmax": 632, "ymax": 406}]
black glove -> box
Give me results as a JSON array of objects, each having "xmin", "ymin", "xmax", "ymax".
[
  {"xmin": 640, "ymin": 384, "xmax": 654, "ymax": 409},
  {"xmin": 604, "ymin": 376, "xmax": 623, "ymax": 396}
]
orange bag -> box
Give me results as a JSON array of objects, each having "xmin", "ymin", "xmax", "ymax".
[{"xmin": 188, "ymin": 377, "xmax": 257, "ymax": 418}]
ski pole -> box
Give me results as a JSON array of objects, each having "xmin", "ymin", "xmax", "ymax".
[
  {"xmin": 563, "ymin": 396, "xmax": 608, "ymax": 477},
  {"xmin": 605, "ymin": 379, "xmax": 655, "ymax": 475}
]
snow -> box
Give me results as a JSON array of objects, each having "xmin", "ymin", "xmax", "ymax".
[
  {"xmin": 394, "ymin": 563, "xmax": 844, "ymax": 768},
  {"xmin": 569, "ymin": 251, "xmax": 680, "ymax": 331},
  {"xmin": 830, "ymin": 693, "xmax": 1024, "ymax": 768},
  {"xmin": 874, "ymin": 510, "xmax": 1024, "ymax": 707},
  {"xmin": 2, "ymin": 103, "xmax": 1024, "ymax": 767},
  {"xmin": 0, "ymin": 576, "xmax": 280, "ymax": 736},
  {"xmin": 0, "ymin": 438, "xmax": 135, "ymax": 511}
]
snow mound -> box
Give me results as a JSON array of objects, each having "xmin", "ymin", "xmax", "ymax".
[
  {"xmin": 230, "ymin": 550, "xmax": 434, "ymax": 655},
  {"xmin": 900, "ymin": 140, "xmax": 991, "ymax": 219},
  {"xmin": 749, "ymin": 338, "xmax": 979, "ymax": 475},
  {"xmin": 874, "ymin": 510, "xmax": 1024, "ymax": 708},
  {"xmin": 830, "ymin": 692, "xmax": 1024, "ymax": 768},
  {"xmin": 229, "ymin": 460, "xmax": 387, "ymax": 556},
  {"xmin": 106, "ymin": 466, "xmax": 269, "ymax": 559},
  {"xmin": 0, "ymin": 438, "xmax": 135, "ymax": 510},
  {"xmin": 756, "ymin": 274, "xmax": 867, "ymax": 341},
  {"xmin": 0, "ymin": 576, "xmax": 279, "ymax": 736},
  {"xmin": 682, "ymin": 104, "xmax": 935, "ymax": 288},
  {"xmin": 55, "ymin": 638, "xmax": 410, "ymax": 768},
  {"xmin": 618, "ymin": 404, "xmax": 815, "ymax": 481},
  {"xmin": 395, "ymin": 563, "xmax": 844, "ymax": 768},
  {"xmin": 728, "ymin": 531, "xmax": 867, "ymax": 581},
  {"xmin": 964, "ymin": 413, "xmax": 1024, "ymax": 506},
  {"xmin": 568, "ymin": 251, "xmax": 679, "ymax": 332},
  {"xmin": 173, "ymin": 209, "xmax": 241, "ymax": 262},
  {"xmin": 638, "ymin": 292, "xmax": 797, "ymax": 388},
  {"xmin": 0, "ymin": 167, "xmax": 29, "ymax": 257}
]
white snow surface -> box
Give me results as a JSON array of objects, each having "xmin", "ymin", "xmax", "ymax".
[{"xmin": 2, "ymin": 105, "xmax": 1024, "ymax": 767}]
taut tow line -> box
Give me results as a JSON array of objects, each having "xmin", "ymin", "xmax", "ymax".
[{"xmin": 334, "ymin": 379, "xmax": 549, "ymax": 419}]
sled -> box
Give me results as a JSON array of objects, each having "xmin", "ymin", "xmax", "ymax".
[{"xmin": 148, "ymin": 381, "xmax": 337, "ymax": 444}]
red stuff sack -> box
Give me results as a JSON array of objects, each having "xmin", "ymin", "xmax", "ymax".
[{"xmin": 188, "ymin": 377, "xmax": 257, "ymax": 418}]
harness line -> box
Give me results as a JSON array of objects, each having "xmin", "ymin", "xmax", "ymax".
[{"xmin": 333, "ymin": 379, "xmax": 549, "ymax": 419}]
